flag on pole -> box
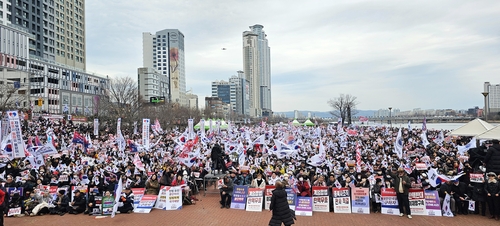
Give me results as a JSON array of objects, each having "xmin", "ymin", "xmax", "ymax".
[
  {"xmin": 394, "ymin": 128, "xmax": 403, "ymax": 159},
  {"xmin": 422, "ymin": 117, "xmax": 427, "ymax": 132},
  {"xmin": 111, "ymin": 177, "xmax": 123, "ymax": 218}
]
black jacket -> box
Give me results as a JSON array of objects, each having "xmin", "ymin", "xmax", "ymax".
[
  {"xmin": 269, "ymin": 188, "xmax": 294, "ymax": 226},
  {"xmin": 485, "ymin": 144, "xmax": 500, "ymax": 174},
  {"xmin": 451, "ymin": 182, "xmax": 468, "ymax": 200},
  {"xmin": 72, "ymin": 194, "xmax": 86, "ymax": 211},
  {"xmin": 485, "ymin": 180, "xmax": 500, "ymax": 196}
]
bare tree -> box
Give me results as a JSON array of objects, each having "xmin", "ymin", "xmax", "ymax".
[
  {"xmin": 0, "ymin": 83, "xmax": 27, "ymax": 112},
  {"xmin": 327, "ymin": 94, "xmax": 358, "ymax": 125},
  {"xmin": 97, "ymin": 77, "xmax": 143, "ymax": 129}
]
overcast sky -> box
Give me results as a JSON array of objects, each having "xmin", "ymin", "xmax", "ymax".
[{"xmin": 85, "ymin": 0, "xmax": 500, "ymax": 112}]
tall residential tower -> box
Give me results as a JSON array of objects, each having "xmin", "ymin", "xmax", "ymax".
[{"xmin": 243, "ymin": 24, "xmax": 271, "ymax": 117}]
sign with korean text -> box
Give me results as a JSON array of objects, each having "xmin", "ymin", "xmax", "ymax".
[
  {"xmin": 351, "ymin": 187, "xmax": 370, "ymax": 214},
  {"xmin": 295, "ymin": 197, "xmax": 313, "ymax": 216},
  {"xmin": 381, "ymin": 188, "xmax": 399, "ymax": 215},
  {"xmin": 230, "ymin": 185, "xmax": 248, "ymax": 210},
  {"xmin": 332, "ymin": 187, "xmax": 351, "ymax": 213},
  {"xmin": 246, "ymin": 188, "xmax": 264, "ymax": 212},
  {"xmin": 312, "ymin": 186, "xmax": 329, "ymax": 212}
]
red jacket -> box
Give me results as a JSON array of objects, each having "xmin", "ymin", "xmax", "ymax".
[{"xmin": 0, "ymin": 188, "xmax": 5, "ymax": 206}]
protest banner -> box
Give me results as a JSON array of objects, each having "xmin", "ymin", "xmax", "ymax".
[
  {"xmin": 286, "ymin": 188, "xmax": 297, "ymax": 210},
  {"xmin": 312, "ymin": 186, "xmax": 329, "ymax": 212},
  {"xmin": 102, "ymin": 195, "xmax": 115, "ymax": 215},
  {"xmin": 92, "ymin": 196, "xmax": 103, "ymax": 216},
  {"xmin": 332, "ymin": 187, "xmax": 351, "ymax": 213},
  {"xmin": 230, "ymin": 185, "xmax": 248, "ymax": 210},
  {"xmin": 409, "ymin": 189, "xmax": 426, "ymax": 215},
  {"xmin": 165, "ymin": 186, "xmax": 183, "ymax": 210},
  {"xmin": 132, "ymin": 188, "xmax": 146, "ymax": 210},
  {"xmin": 425, "ymin": 190, "xmax": 442, "ymax": 216},
  {"xmin": 264, "ymin": 185, "xmax": 275, "ymax": 210},
  {"xmin": 154, "ymin": 186, "xmax": 167, "ymax": 209},
  {"xmin": 7, "ymin": 111, "xmax": 26, "ymax": 158},
  {"xmin": 7, "ymin": 207, "xmax": 21, "ymax": 216},
  {"xmin": 351, "ymin": 187, "xmax": 370, "ymax": 214},
  {"xmin": 295, "ymin": 197, "xmax": 313, "ymax": 216},
  {"xmin": 415, "ymin": 163, "xmax": 427, "ymax": 171},
  {"xmin": 470, "ymin": 173, "xmax": 484, "ymax": 183},
  {"xmin": 134, "ymin": 195, "xmax": 158, "ymax": 213},
  {"xmin": 246, "ymin": 188, "xmax": 264, "ymax": 212},
  {"xmin": 381, "ymin": 188, "xmax": 399, "ymax": 215}
]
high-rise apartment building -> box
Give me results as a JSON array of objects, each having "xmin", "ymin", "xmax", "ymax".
[
  {"xmin": 243, "ymin": 24, "xmax": 271, "ymax": 117},
  {"xmin": 143, "ymin": 29, "xmax": 186, "ymax": 107},
  {"xmin": 1, "ymin": 0, "xmax": 86, "ymax": 70},
  {"xmin": 229, "ymin": 70, "xmax": 249, "ymax": 116},
  {"xmin": 0, "ymin": 0, "xmax": 107, "ymax": 116},
  {"xmin": 485, "ymin": 82, "xmax": 500, "ymax": 114}
]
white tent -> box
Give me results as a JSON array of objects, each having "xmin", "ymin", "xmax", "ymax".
[
  {"xmin": 476, "ymin": 125, "xmax": 500, "ymax": 140},
  {"xmin": 446, "ymin": 118, "xmax": 495, "ymax": 136}
]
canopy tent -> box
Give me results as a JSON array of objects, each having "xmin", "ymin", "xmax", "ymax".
[
  {"xmin": 446, "ymin": 118, "xmax": 495, "ymax": 136},
  {"xmin": 303, "ymin": 119, "xmax": 315, "ymax": 126},
  {"xmin": 193, "ymin": 119, "xmax": 228, "ymax": 130},
  {"xmin": 292, "ymin": 119, "xmax": 300, "ymax": 126},
  {"xmin": 476, "ymin": 125, "xmax": 500, "ymax": 140}
]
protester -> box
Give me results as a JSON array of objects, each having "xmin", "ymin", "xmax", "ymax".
[
  {"xmin": 485, "ymin": 140, "xmax": 500, "ymax": 175},
  {"xmin": 219, "ymin": 174, "xmax": 233, "ymax": 209},
  {"xmin": 269, "ymin": 181, "xmax": 295, "ymax": 226},
  {"xmin": 117, "ymin": 187, "xmax": 134, "ymax": 214},
  {"xmin": 389, "ymin": 168, "xmax": 412, "ymax": 219},
  {"xmin": 67, "ymin": 190, "xmax": 86, "ymax": 214},
  {"xmin": 485, "ymin": 172, "xmax": 500, "ymax": 220},
  {"xmin": 49, "ymin": 190, "xmax": 69, "ymax": 216}
]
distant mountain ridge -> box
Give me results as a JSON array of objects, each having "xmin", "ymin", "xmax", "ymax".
[{"xmin": 275, "ymin": 110, "xmax": 376, "ymax": 119}]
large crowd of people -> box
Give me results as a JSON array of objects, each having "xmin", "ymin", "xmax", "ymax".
[{"xmin": 0, "ymin": 113, "xmax": 499, "ymax": 223}]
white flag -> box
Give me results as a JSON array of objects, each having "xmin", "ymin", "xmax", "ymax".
[
  {"xmin": 457, "ymin": 138, "xmax": 476, "ymax": 155},
  {"xmin": 394, "ymin": 128, "xmax": 403, "ymax": 159},
  {"xmin": 200, "ymin": 119, "xmax": 205, "ymax": 137},
  {"xmin": 111, "ymin": 177, "xmax": 123, "ymax": 218},
  {"xmin": 442, "ymin": 194, "xmax": 454, "ymax": 217}
]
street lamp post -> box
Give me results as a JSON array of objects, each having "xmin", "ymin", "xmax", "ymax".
[
  {"xmin": 388, "ymin": 107, "xmax": 392, "ymax": 127},
  {"xmin": 482, "ymin": 92, "xmax": 489, "ymax": 121}
]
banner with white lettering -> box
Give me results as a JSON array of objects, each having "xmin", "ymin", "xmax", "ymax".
[
  {"xmin": 200, "ymin": 119, "xmax": 205, "ymax": 137},
  {"xmin": 134, "ymin": 195, "xmax": 157, "ymax": 213},
  {"xmin": 332, "ymin": 187, "xmax": 351, "ymax": 213},
  {"xmin": 470, "ymin": 173, "xmax": 484, "ymax": 183},
  {"xmin": 132, "ymin": 188, "xmax": 146, "ymax": 210},
  {"xmin": 246, "ymin": 188, "xmax": 264, "ymax": 212},
  {"xmin": 142, "ymin": 119, "xmax": 150, "ymax": 150},
  {"xmin": 286, "ymin": 188, "xmax": 297, "ymax": 211},
  {"xmin": 409, "ymin": 189, "xmax": 426, "ymax": 215},
  {"xmin": 6, "ymin": 111, "xmax": 25, "ymax": 158},
  {"xmin": 295, "ymin": 197, "xmax": 313, "ymax": 216},
  {"xmin": 425, "ymin": 190, "xmax": 442, "ymax": 216},
  {"xmin": 381, "ymin": 188, "xmax": 399, "ymax": 215},
  {"xmin": 351, "ymin": 187, "xmax": 370, "ymax": 214},
  {"xmin": 188, "ymin": 119, "xmax": 194, "ymax": 140},
  {"xmin": 312, "ymin": 186, "xmax": 329, "ymax": 212},
  {"xmin": 264, "ymin": 185, "xmax": 275, "ymax": 210},
  {"xmin": 94, "ymin": 118, "xmax": 99, "ymax": 136}
]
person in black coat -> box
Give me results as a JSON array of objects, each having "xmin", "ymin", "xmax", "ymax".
[
  {"xmin": 485, "ymin": 140, "xmax": 500, "ymax": 175},
  {"xmin": 211, "ymin": 143, "xmax": 226, "ymax": 173},
  {"xmin": 451, "ymin": 179, "xmax": 469, "ymax": 215},
  {"xmin": 269, "ymin": 181, "xmax": 295, "ymax": 226},
  {"xmin": 117, "ymin": 187, "xmax": 135, "ymax": 213},
  {"xmin": 68, "ymin": 190, "xmax": 86, "ymax": 214},
  {"xmin": 484, "ymin": 172, "xmax": 500, "ymax": 220}
]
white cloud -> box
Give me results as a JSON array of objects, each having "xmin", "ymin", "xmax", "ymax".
[{"xmin": 85, "ymin": 0, "xmax": 500, "ymax": 112}]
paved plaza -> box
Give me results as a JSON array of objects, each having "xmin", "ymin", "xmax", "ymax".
[{"xmin": 5, "ymin": 190, "xmax": 500, "ymax": 226}]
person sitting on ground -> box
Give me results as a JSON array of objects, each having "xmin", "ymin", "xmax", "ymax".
[
  {"xmin": 67, "ymin": 190, "xmax": 86, "ymax": 214},
  {"xmin": 219, "ymin": 174, "xmax": 234, "ymax": 209},
  {"xmin": 49, "ymin": 189, "xmax": 69, "ymax": 216},
  {"xmin": 32, "ymin": 190, "xmax": 52, "ymax": 216},
  {"xmin": 117, "ymin": 187, "xmax": 135, "ymax": 214}
]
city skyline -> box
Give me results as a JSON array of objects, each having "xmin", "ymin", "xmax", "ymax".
[{"xmin": 85, "ymin": 0, "xmax": 500, "ymax": 112}]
